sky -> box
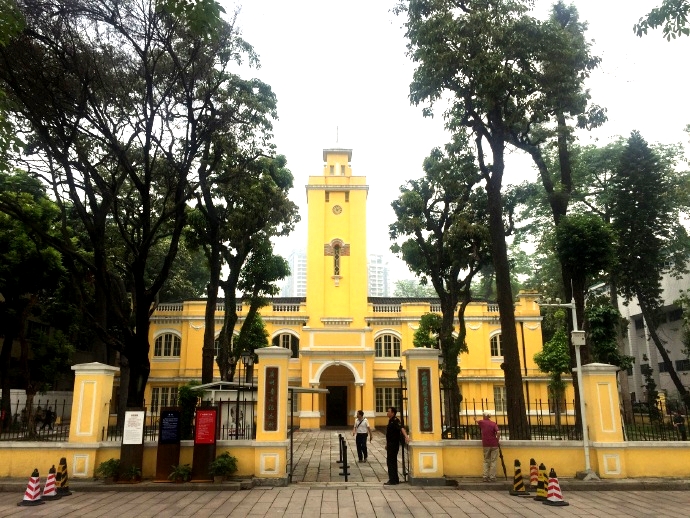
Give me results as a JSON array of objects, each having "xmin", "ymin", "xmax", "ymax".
[{"xmin": 225, "ymin": 0, "xmax": 690, "ymax": 287}]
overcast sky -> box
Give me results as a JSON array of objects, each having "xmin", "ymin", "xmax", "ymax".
[{"xmin": 226, "ymin": 0, "xmax": 690, "ymax": 285}]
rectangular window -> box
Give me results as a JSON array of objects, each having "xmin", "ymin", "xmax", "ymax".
[
  {"xmin": 634, "ymin": 318, "xmax": 645, "ymax": 330},
  {"xmin": 325, "ymin": 192, "xmax": 330, "ymax": 202},
  {"xmin": 668, "ymin": 308, "xmax": 683, "ymax": 322},
  {"xmin": 490, "ymin": 335, "xmax": 503, "ymax": 357},
  {"xmin": 493, "ymin": 386, "xmax": 506, "ymax": 412},
  {"xmin": 151, "ymin": 387, "xmax": 160, "ymax": 413},
  {"xmin": 340, "ymin": 165, "xmax": 346, "ymax": 175},
  {"xmin": 659, "ymin": 362, "xmax": 669, "ymax": 373},
  {"xmin": 675, "ymin": 359, "xmax": 690, "ymax": 372},
  {"xmin": 345, "ymin": 191, "xmax": 349, "ymax": 202},
  {"xmin": 329, "ymin": 165, "xmax": 334, "ymax": 175},
  {"xmin": 375, "ymin": 387, "xmax": 402, "ymax": 413}
]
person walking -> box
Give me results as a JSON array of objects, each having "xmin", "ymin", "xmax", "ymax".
[
  {"xmin": 475, "ymin": 411, "xmax": 500, "ymax": 482},
  {"xmin": 384, "ymin": 406, "xmax": 409, "ymax": 485},
  {"xmin": 352, "ymin": 410, "xmax": 372, "ymax": 462},
  {"xmin": 672, "ymin": 410, "xmax": 687, "ymax": 441}
]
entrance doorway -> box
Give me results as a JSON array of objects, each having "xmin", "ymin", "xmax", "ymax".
[{"xmin": 326, "ymin": 386, "xmax": 347, "ymax": 426}]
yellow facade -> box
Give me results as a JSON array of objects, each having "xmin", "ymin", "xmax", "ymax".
[{"xmin": 148, "ymin": 148, "xmax": 558, "ymax": 430}]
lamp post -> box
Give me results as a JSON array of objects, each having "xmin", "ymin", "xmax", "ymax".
[
  {"xmin": 540, "ymin": 296, "xmax": 599, "ymax": 481},
  {"xmin": 397, "ymin": 363, "xmax": 407, "ymax": 482},
  {"xmin": 241, "ymin": 350, "xmax": 255, "ymax": 439}
]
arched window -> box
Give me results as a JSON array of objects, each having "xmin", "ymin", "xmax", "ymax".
[
  {"xmin": 490, "ymin": 334, "xmax": 503, "ymax": 357},
  {"xmin": 154, "ymin": 333, "xmax": 181, "ymax": 357},
  {"xmin": 375, "ymin": 334, "xmax": 400, "ymax": 358},
  {"xmin": 272, "ymin": 333, "xmax": 299, "ymax": 358},
  {"xmin": 333, "ymin": 244, "xmax": 340, "ymax": 275}
]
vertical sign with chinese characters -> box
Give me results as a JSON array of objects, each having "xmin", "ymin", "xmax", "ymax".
[
  {"xmin": 264, "ymin": 367, "xmax": 279, "ymax": 431},
  {"xmin": 418, "ymin": 368, "xmax": 433, "ymax": 432}
]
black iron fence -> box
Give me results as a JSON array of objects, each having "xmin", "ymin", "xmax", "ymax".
[
  {"xmin": 0, "ymin": 398, "xmax": 72, "ymax": 442},
  {"xmin": 102, "ymin": 388, "xmax": 257, "ymax": 442},
  {"xmin": 621, "ymin": 399, "xmax": 688, "ymax": 441},
  {"xmin": 440, "ymin": 388, "xmax": 579, "ymax": 440},
  {"xmin": 440, "ymin": 387, "xmax": 690, "ymax": 442}
]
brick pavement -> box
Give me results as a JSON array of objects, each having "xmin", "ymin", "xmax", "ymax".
[{"xmin": 1, "ymin": 429, "xmax": 688, "ymax": 516}]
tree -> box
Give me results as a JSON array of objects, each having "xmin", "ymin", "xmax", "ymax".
[
  {"xmin": 634, "ymin": 0, "xmax": 690, "ymax": 39},
  {"xmin": 612, "ymin": 130, "xmax": 690, "ymax": 405},
  {"xmin": 533, "ymin": 309, "xmax": 571, "ymax": 425},
  {"xmin": 399, "ymin": 0, "xmax": 555, "ymax": 438},
  {"xmin": 0, "ymin": 0, "xmax": 274, "ymax": 407},
  {"xmin": 190, "ymin": 154, "xmax": 298, "ymax": 383},
  {"xmin": 390, "ymin": 132, "xmax": 491, "ymax": 429},
  {"xmin": 393, "ymin": 279, "xmax": 437, "ymax": 298},
  {"xmin": 585, "ymin": 295, "xmax": 634, "ymax": 370}
]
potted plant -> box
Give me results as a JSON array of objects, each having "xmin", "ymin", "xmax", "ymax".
[
  {"xmin": 168, "ymin": 463, "xmax": 193, "ymax": 483},
  {"xmin": 209, "ymin": 451, "xmax": 238, "ymax": 482},
  {"xmin": 94, "ymin": 458, "xmax": 120, "ymax": 483},
  {"xmin": 119, "ymin": 465, "xmax": 142, "ymax": 483}
]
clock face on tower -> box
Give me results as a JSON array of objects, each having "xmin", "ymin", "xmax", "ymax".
[{"xmin": 332, "ymin": 204, "xmax": 343, "ymax": 215}]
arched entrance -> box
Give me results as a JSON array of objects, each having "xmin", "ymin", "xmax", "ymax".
[{"xmin": 318, "ymin": 364, "xmax": 356, "ymax": 427}]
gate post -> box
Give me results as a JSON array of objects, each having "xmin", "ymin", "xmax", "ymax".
[
  {"xmin": 68, "ymin": 362, "xmax": 120, "ymax": 477},
  {"xmin": 580, "ymin": 363, "xmax": 626, "ymax": 478},
  {"xmin": 254, "ymin": 346, "xmax": 291, "ymax": 485},
  {"xmin": 403, "ymin": 348, "xmax": 444, "ymax": 485}
]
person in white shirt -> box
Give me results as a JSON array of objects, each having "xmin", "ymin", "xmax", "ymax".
[{"xmin": 352, "ymin": 410, "xmax": 372, "ymax": 462}]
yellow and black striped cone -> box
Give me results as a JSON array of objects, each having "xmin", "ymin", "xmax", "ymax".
[
  {"xmin": 17, "ymin": 468, "xmax": 45, "ymax": 506},
  {"xmin": 529, "ymin": 458, "xmax": 538, "ymax": 489},
  {"xmin": 533, "ymin": 463, "xmax": 548, "ymax": 501},
  {"xmin": 509, "ymin": 459, "xmax": 530, "ymax": 496},
  {"xmin": 543, "ymin": 468, "xmax": 569, "ymax": 506},
  {"xmin": 57, "ymin": 457, "xmax": 72, "ymax": 496},
  {"xmin": 42, "ymin": 465, "xmax": 61, "ymax": 501}
]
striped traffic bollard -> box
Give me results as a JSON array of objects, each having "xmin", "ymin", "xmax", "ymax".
[
  {"xmin": 17, "ymin": 469, "xmax": 45, "ymax": 506},
  {"xmin": 529, "ymin": 458, "xmax": 538, "ymax": 489},
  {"xmin": 509, "ymin": 459, "xmax": 531, "ymax": 496},
  {"xmin": 533, "ymin": 463, "xmax": 548, "ymax": 501},
  {"xmin": 42, "ymin": 465, "xmax": 61, "ymax": 501},
  {"xmin": 543, "ymin": 468, "xmax": 569, "ymax": 507},
  {"xmin": 57, "ymin": 457, "xmax": 72, "ymax": 496}
]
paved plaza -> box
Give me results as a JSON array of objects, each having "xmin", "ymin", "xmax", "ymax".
[{"xmin": 0, "ymin": 430, "xmax": 688, "ymax": 516}]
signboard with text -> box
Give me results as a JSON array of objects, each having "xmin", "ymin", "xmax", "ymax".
[
  {"xmin": 418, "ymin": 368, "xmax": 433, "ymax": 432},
  {"xmin": 194, "ymin": 408, "xmax": 217, "ymax": 445}
]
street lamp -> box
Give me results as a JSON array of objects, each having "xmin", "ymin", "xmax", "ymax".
[
  {"xmin": 241, "ymin": 350, "xmax": 254, "ymax": 385},
  {"xmin": 397, "ymin": 363, "xmax": 407, "ymax": 482},
  {"xmin": 540, "ymin": 296, "xmax": 599, "ymax": 481}
]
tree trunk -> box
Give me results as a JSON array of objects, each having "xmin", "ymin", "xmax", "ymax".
[
  {"xmin": 483, "ymin": 135, "xmax": 529, "ymax": 439},
  {"xmin": 202, "ymin": 241, "xmax": 222, "ymax": 383},
  {"xmin": 639, "ymin": 298, "xmax": 690, "ymax": 406}
]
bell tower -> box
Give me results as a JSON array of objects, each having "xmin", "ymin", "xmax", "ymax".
[{"xmin": 305, "ymin": 148, "xmax": 369, "ymax": 327}]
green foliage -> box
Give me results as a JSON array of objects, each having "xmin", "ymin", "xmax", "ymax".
[
  {"xmin": 178, "ymin": 381, "xmax": 202, "ymax": 440},
  {"xmin": 554, "ymin": 213, "xmax": 617, "ymax": 286},
  {"xmin": 534, "ymin": 310, "xmax": 571, "ymax": 377},
  {"xmin": 641, "ymin": 355, "xmax": 660, "ymax": 405},
  {"xmin": 634, "ymin": 0, "xmax": 690, "ymax": 39},
  {"xmin": 159, "ymin": 0, "xmax": 225, "ymax": 39},
  {"xmin": 94, "ymin": 458, "xmax": 121, "ymax": 480},
  {"xmin": 585, "ymin": 296, "xmax": 634, "ymax": 370},
  {"xmin": 675, "ymin": 290, "xmax": 690, "ymax": 357},
  {"xmin": 413, "ymin": 313, "xmax": 443, "ymax": 350},
  {"xmin": 393, "ymin": 279, "xmax": 437, "ymax": 298},
  {"xmin": 168, "ymin": 463, "xmax": 192, "ymax": 482},
  {"xmin": 209, "ymin": 451, "xmax": 238, "ymax": 477},
  {"xmin": 613, "ymin": 131, "xmax": 678, "ymax": 311},
  {"xmin": 233, "ymin": 312, "xmax": 269, "ymax": 355}
]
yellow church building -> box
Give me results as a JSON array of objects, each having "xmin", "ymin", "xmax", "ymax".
[{"xmin": 148, "ymin": 148, "xmax": 553, "ymax": 430}]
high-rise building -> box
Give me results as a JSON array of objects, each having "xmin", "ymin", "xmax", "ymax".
[
  {"xmin": 281, "ymin": 250, "xmax": 307, "ymax": 297},
  {"xmin": 367, "ymin": 254, "xmax": 389, "ymax": 296}
]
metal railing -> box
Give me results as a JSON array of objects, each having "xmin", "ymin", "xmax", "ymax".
[
  {"xmin": 621, "ymin": 399, "xmax": 688, "ymax": 441},
  {"xmin": 439, "ymin": 389, "xmax": 579, "ymax": 440},
  {"xmin": 0, "ymin": 398, "xmax": 72, "ymax": 442}
]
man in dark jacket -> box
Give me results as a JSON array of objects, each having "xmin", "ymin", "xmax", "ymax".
[{"xmin": 384, "ymin": 406, "xmax": 409, "ymax": 485}]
